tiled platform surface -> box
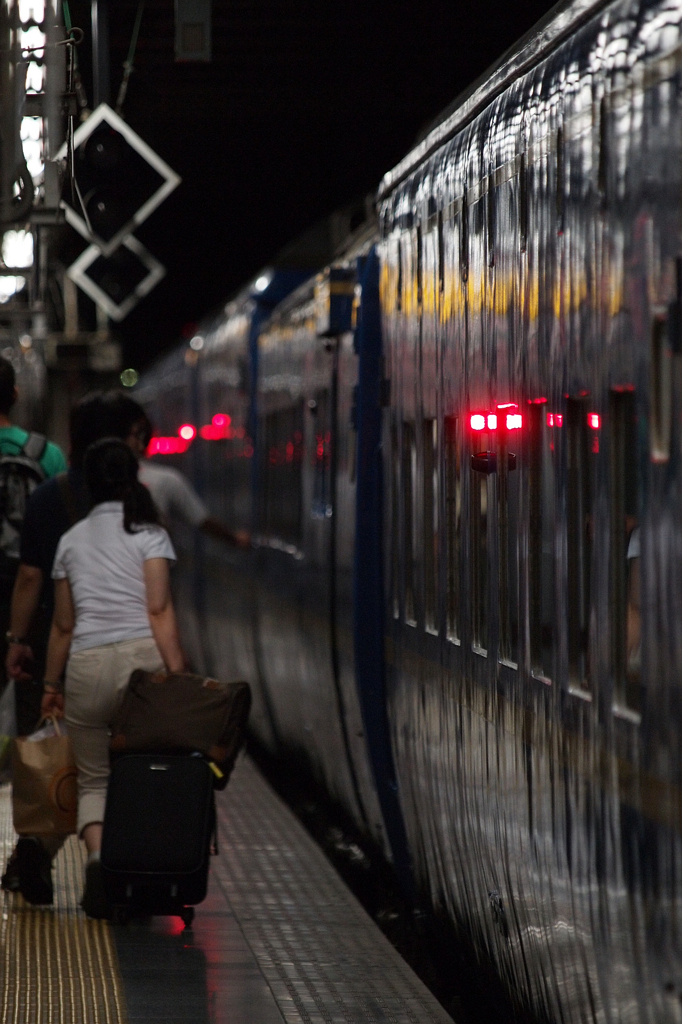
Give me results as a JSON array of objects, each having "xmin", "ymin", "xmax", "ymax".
[{"xmin": 1, "ymin": 756, "xmax": 456, "ymax": 1024}]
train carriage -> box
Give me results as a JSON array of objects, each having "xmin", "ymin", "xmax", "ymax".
[
  {"xmin": 137, "ymin": 0, "xmax": 682, "ymax": 1019},
  {"xmin": 254, "ymin": 239, "xmax": 389, "ymax": 843},
  {"xmin": 378, "ymin": 0, "xmax": 682, "ymax": 1019}
]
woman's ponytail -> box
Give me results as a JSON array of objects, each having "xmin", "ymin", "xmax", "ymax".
[
  {"xmin": 84, "ymin": 437, "xmax": 161, "ymax": 532},
  {"xmin": 123, "ymin": 479, "xmax": 160, "ymax": 533}
]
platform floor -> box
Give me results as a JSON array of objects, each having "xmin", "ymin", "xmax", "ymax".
[{"xmin": 0, "ymin": 755, "xmax": 455, "ymax": 1024}]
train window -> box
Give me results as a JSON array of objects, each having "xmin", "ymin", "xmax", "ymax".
[
  {"xmin": 610, "ymin": 388, "xmax": 640, "ymax": 712},
  {"xmin": 598, "ymin": 97, "xmax": 608, "ymax": 205},
  {"xmin": 312, "ymin": 389, "xmax": 332, "ymax": 519},
  {"xmin": 556, "ymin": 127, "xmax": 565, "ymax": 234},
  {"xmin": 423, "ymin": 419, "xmax": 438, "ymax": 634},
  {"xmin": 397, "ymin": 242, "xmax": 403, "ymax": 312},
  {"xmin": 391, "ymin": 420, "xmax": 400, "ymax": 619},
  {"xmin": 460, "ymin": 193, "xmax": 469, "ymax": 282},
  {"xmin": 402, "ymin": 421, "xmax": 417, "ymax": 625},
  {"xmin": 437, "ymin": 211, "xmax": 445, "ymax": 294},
  {"xmin": 487, "ymin": 179, "xmax": 496, "ymax": 268},
  {"xmin": 650, "ymin": 315, "xmax": 672, "ymax": 463},
  {"xmin": 566, "ymin": 397, "xmax": 593, "ymax": 689},
  {"xmin": 445, "ymin": 415, "xmax": 461, "ymax": 642},
  {"xmin": 264, "ymin": 401, "xmax": 304, "ymax": 545},
  {"xmin": 519, "ymin": 152, "xmax": 528, "ymax": 253},
  {"xmin": 416, "ymin": 225, "xmax": 423, "ymax": 308},
  {"xmin": 498, "ymin": 421, "xmax": 519, "ymax": 666},
  {"xmin": 528, "ymin": 403, "xmax": 555, "ymax": 681},
  {"xmin": 471, "ymin": 434, "xmax": 489, "ymax": 655}
]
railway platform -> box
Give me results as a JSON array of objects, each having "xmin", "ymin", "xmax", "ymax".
[{"xmin": 0, "ymin": 754, "xmax": 454, "ymax": 1024}]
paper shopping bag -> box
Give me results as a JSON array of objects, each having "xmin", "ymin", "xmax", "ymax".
[{"xmin": 12, "ymin": 717, "xmax": 77, "ymax": 835}]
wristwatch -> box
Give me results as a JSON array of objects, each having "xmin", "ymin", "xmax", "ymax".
[{"xmin": 5, "ymin": 631, "xmax": 28, "ymax": 645}]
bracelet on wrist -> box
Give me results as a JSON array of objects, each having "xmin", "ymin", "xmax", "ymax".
[
  {"xmin": 5, "ymin": 631, "xmax": 28, "ymax": 645},
  {"xmin": 43, "ymin": 684, "xmax": 62, "ymax": 695}
]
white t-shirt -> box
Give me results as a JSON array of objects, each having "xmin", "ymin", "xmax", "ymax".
[
  {"xmin": 52, "ymin": 501, "xmax": 176, "ymax": 653},
  {"xmin": 138, "ymin": 461, "xmax": 208, "ymax": 529}
]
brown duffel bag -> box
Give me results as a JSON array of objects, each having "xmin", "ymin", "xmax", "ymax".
[{"xmin": 109, "ymin": 670, "xmax": 251, "ymax": 790}]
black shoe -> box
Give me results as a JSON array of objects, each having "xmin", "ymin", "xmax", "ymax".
[
  {"xmin": 16, "ymin": 836, "xmax": 53, "ymax": 905},
  {"xmin": 81, "ymin": 859, "xmax": 111, "ymax": 920},
  {"xmin": 1, "ymin": 845, "xmax": 21, "ymax": 892}
]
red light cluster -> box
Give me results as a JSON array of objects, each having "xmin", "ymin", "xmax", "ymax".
[
  {"xmin": 200, "ymin": 413, "xmax": 233, "ymax": 440},
  {"xmin": 470, "ymin": 404, "xmax": 523, "ymax": 431},
  {"xmin": 147, "ymin": 437, "xmax": 192, "ymax": 456},
  {"xmin": 146, "ymin": 413, "xmax": 239, "ymax": 455},
  {"xmin": 546, "ymin": 413, "xmax": 563, "ymax": 427}
]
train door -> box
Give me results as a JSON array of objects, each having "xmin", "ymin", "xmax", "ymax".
[{"xmin": 353, "ymin": 247, "xmax": 414, "ymax": 890}]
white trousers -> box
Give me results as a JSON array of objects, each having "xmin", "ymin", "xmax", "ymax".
[{"xmin": 64, "ymin": 636, "xmax": 163, "ymax": 834}]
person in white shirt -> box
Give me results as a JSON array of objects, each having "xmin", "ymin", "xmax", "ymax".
[
  {"xmin": 111, "ymin": 396, "xmax": 249, "ymax": 548},
  {"xmin": 138, "ymin": 459, "xmax": 210, "ymax": 530},
  {"xmin": 41, "ymin": 438, "xmax": 184, "ymax": 918}
]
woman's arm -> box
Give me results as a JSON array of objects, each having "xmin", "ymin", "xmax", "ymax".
[
  {"xmin": 41, "ymin": 578, "xmax": 75, "ymax": 718},
  {"xmin": 144, "ymin": 558, "xmax": 185, "ymax": 672}
]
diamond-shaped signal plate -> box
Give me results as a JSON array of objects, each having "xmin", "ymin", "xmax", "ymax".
[
  {"xmin": 67, "ymin": 235, "xmax": 166, "ymax": 321},
  {"xmin": 56, "ymin": 103, "xmax": 181, "ymax": 256}
]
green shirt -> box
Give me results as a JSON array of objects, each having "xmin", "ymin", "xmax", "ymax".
[{"xmin": 0, "ymin": 426, "xmax": 67, "ymax": 479}]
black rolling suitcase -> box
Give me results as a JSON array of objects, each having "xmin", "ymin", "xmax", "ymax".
[{"xmin": 101, "ymin": 753, "xmax": 215, "ymax": 929}]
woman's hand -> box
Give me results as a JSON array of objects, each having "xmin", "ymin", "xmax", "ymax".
[
  {"xmin": 6, "ymin": 641, "xmax": 33, "ymax": 682},
  {"xmin": 40, "ymin": 688, "xmax": 64, "ymax": 720}
]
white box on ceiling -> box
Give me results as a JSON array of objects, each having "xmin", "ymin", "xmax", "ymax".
[{"xmin": 175, "ymin": 0, "xmax": 211, "ymax": 62}]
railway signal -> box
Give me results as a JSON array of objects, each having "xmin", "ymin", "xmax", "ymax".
[
  {"xmin": 66, "ymin": 235, "xmax": 165, "ymax": 322},
  {"xmin": 57, "ymin": 103, "xmax": 180, "ymax": 257}
]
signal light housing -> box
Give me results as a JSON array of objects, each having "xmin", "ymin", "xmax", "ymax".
[{"xmin": 56, "ymin": 104, "xmax": 181, "ymax": 257}]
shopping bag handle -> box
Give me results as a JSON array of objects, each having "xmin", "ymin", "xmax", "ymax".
[{"xmin": 35, "ymin": 714, "xmax": 65, "ymax": 737}]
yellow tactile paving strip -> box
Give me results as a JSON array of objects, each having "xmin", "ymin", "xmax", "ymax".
[{"xmin": 0, "ymin": 784, "xmax": 127, "ymax": 1024}]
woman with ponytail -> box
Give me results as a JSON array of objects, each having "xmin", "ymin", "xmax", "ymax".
[{"xmin": 40, "ymin": 438, "xmax": 184, "ymax": 918}]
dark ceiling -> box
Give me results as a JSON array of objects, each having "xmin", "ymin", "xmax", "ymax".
[{"xmin": 62, "ymin": 0, "xmax": 557, "ymax": 369}]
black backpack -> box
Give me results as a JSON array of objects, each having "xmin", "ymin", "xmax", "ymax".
[{"xmin": 0, "ymin": 432, "xmax": 47, "ymax": 561}]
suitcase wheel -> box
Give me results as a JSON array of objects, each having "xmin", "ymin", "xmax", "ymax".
[{"xmin": 181, "ymin": 907, "xmax": 195, "ymax": 930}]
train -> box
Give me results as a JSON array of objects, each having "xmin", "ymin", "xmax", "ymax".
[{"xmin": 135, "ymin": 0, "xmax": 682, "ymax": 1020}]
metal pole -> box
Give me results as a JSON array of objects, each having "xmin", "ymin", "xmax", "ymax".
[
  {"xmin": 0, "ymin": 1, "xmax": 17, "ymax": 227},
  {"xmin": 91, "ymin": 0, "xmax": 110, "ymax": 108}
]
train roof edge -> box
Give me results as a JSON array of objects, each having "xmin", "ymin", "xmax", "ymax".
[{"xmin": 378, "ymin": 0, "xmax": 611, "ymax": 200}]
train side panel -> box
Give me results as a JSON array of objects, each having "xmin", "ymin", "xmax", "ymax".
[{"xmin": 379, "ymin": 0, "xmax": 682, "ymax": 1020}]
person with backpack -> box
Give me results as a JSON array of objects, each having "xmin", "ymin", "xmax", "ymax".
[
  {"xmin": 4, "ymin": 393, "xmax": 111, "ymax": 698},
  {"xmin": 0, "ymin": 356, "xmax": 66, "ymax": 735},
  {"xmin": 1, "ymin": 392, "xmax": 111, "ymax": 905}
]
